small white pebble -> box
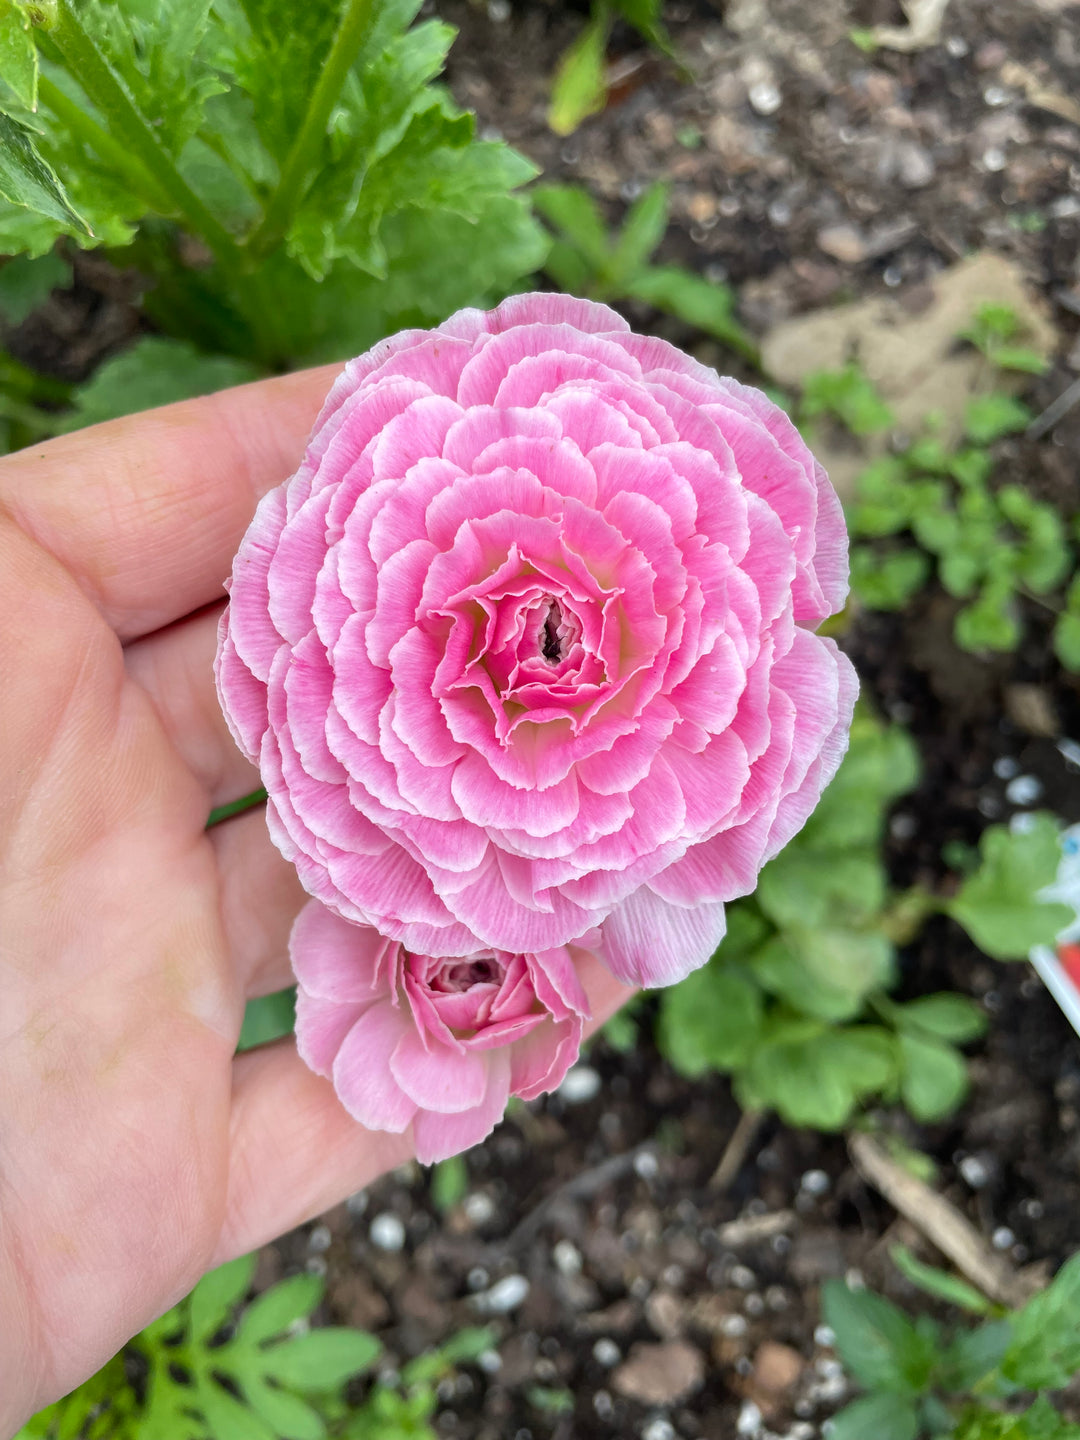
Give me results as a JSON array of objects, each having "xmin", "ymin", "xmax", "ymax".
[
  {"xmin": 305, "ymin": 1256, "xmax": 327, "ymax": 1277},
  {"xmin": 593, "ymin": 1337, "xmax": 621, "ymax": 1367},
  {"xmin": 946, "ymin": 35, "xmax": 969, "ymax": 56},
  {"xmin": 984, "ymin": 84, "xmax": 1011, "ymax": 106},
  {"xmin": 643, "ymin": 1419, "xmax": 677, "ymax": 1440},
  {"xmin": 960, "ymin": 1155, "xmax": 991, "ymax": 1189},
  {"xmin": 744, "ymin": 1292, "xmax": 765, "ymax": 1317},
  {"xmin": 634, "ymin": 1150, "xmax": 660, "ymax": 1180},
  {"xmin": 559, "ymin": 1066, "xmax": 601, "ymax": 1103},
  {"xmin": 1022, "ymin": 1198, "xmax": 1044, "ymax": 1220},
  {"xmin": 553, "ymin": 1239, "xmax": 583, "ymax": 1276},
  {"xmin": 737, "ymin": 1400, "xmax": 763, "ymax": 1436},
  {"xmin": 766, "ymin": 1286, "xmax": 789, "ymax": 1312},
  {"xmin": 844, "ymin": 1268, "xmax": 865, "ymax": 1290},
  {"xmin": 789, "ymin": 1425, "xmax": 815, "ymax": 1440},
  {"xmin": 800, "ymin": 1169, "xmax": 830, "ymax": 1196},
  {"xmin": 731, "ymin": 1264, "xmax": 757, "ymax": 1290},
  {"xmin": 594, "ymin": 1390, "xmax": 614, "ymax": 1420},
  {"xmin": 1005, "ymin": 774, "xmax": 1043, "ymax": 806},
  {"xmin": 983, "ymin": 147, "xmax": 1007, "ymax": 172},
  {"xmin": 369, "ymin": 1212, "xmax": 406, "ymax": 1252},
  {"xmin": 721, "ymin": 1314, "xmax": 749, "ymax": 1338},
  {"xmin": 467, "ymin": 1267, "xmax": 490, "ymax": 1291},
  {"xmin": 814, "ymin": 1324, "xmax": 836, "ymax": 1348},
  {"xmin": 748, "ymin": 81, "xmax": 782, "ymax": 115},
  {"xmin": 486, "ymin": 0, "xmax": 510, "ymax": 19},
  {"xmin": 478, "ymin": 1348, "xmax": 502, "ymax": 1374},
  {"xmin": 308, "ymin": 1223, "xmax": 332, "ymax": 1253},
  {"xmin": 662, "ymin": 1264, "xmax": 684, "ymax": 1288},
  {"xmin": 994, "ymin": 756, "xmax": 1020, "ymax": 780},
  {"xmin": 993, "ymin": 1226, "xmax": 1016, "ymax": 1251},
  {"xmin": 463, "ymin": 1192, "xmax": 496, "ymax": 1226},
  {"xmin": 472, "ymin": 1273, "xmax": 530, "ymax": 1314}
]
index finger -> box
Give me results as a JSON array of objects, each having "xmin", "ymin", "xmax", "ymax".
[{"xmin": 0, "ymin": 364, "xmax": 342, "ymax": 642}]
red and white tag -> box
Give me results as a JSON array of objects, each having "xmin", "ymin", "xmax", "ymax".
[{"xmin": 1030, "ymin": 824, "xmax": 1080, "ymax": 1039}]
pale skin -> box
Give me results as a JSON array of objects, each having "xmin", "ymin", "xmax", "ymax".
[{"xmin": 0, "ymin": 368, "xmax": 632, "ymax": 1436}]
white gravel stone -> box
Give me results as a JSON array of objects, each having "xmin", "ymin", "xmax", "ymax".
[
  {"xmin": 737, "ymin": 1400, "xmax": 763, "ymax": 1435},
  {"xmin": 553, "ymin": 1239, "xmax": 583, "ymax": 1276},
  {"xmin": 559, "ymin": 1066, "xmax": 601, "ymax": 1103},
  {"xmin": 463, "ymin": 1191, "xmax": 496, "ymax": 1226},
  {"xmin": 472, "ymin": 1273, "xmax": 530, "ymax": 1314},
  {"xmin": 369, "ymin": 1212, "xmax": 406, "ymax": 1252},
  {"xmin": 593, "ymin": 1338, "xmax": 621, "ymax": 1367}
]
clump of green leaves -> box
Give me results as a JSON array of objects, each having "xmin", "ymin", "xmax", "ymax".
[
  {"xmin": 0, "ymin": 0, "xmax": 545, "ymax": 432},
  {"xmin": 824, "ymin": 1250, "xmax": 1080, "ymax": 1439},
  {"xmin": 831, "ymin": 307, "xmax": 1079, "ymax": 665},
  {"xmin": 655, "ymin": 711, "xmax": 1070, "ymax": 1132},
  {"xmin": 548, "ymin": 0, "xmax": 675, "ymax": 137},
  {"xmin": 17, "ymin": 1253, "xmax": 382, "ymax": 1440},
  {"xmin": 533, "ymin": 180, "xmax": 759, "ymax": 363},
  {"xmin": 17, "ymin": 1253, "xmax": 497, "ymax": 1440}
]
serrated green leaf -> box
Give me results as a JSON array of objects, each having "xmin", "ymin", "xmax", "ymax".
[
  {"xmin": 266, "ymin": 1329, "xmax": 381, "ymax": 1389},
  {"xmin": 548, "ymin": 12, "xmax": 609, "ymax": 137},
  {"xmin": 948, "ymin": 815, "xmax": 1072, "ymax": 960},
  {"xmin": 60, "ymin": 336, "xmax": 259, "ymax": 430},
  {"xmin": 189, "ymin": 1253, "xmax": 257, "ymax": 1343},
  {"xmin": 238, "ymin": 1274, "xmax": 324, "ymax": 1345},
  {"xmin": 822, "ymin": 1281, "xmax": 934, "ymax": 1394},
  {"xmin": 0, "ymin": 1, "xmax": 38, "ymax": 111},
  {"xmin": 898, "ymin": 1031, "xmax": 969, "ymax": 1121},
  {"xmin": 890, "ymin": 1244, "xmax": 995, "ymax": 1315},
  {"xmin": 0, "ymin": 249, "xmax": 69, "ymax": 323},
  {"xmin": 608, "ymin": 180, "xmax": 667, "ymax": 283},
  {"xmin": 892, "ymin": 993, "xmax": 987, "ymax": 1044},
  {"xmin": 0, "ymin": 111, "xmax": 90, "ymax": 232},
  {"xmin": 737, "ymin": 1024, "xmax": 894, "ymax": 1130},
  {"xmin": 657, "ymin": 963, "xmax": 764, "ymax": 1075},
  {"xmin": 827, "ymin": 1394, "xmax": 920, "ymax": 1440}
]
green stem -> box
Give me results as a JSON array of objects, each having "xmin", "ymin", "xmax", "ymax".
[
  {"xmin": 37, "ymin": 73, "xmax": 174, "ymax": 215},
  {"xmin": 245, "ymin": 0, "xmax": 375, "ymax": 261},
  {"xmin": 47, "ymin": 1, "xmax": 244, "ymax": 274}
]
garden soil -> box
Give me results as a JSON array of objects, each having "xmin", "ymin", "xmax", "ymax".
[{"xmin": 11, "ymin": 0, "xmax": 1080, "ymax": 1433}]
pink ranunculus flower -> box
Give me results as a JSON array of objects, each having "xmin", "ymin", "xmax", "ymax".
[
  {"xmin": 290, "ymin": 899, "xmax": 588, "ymax": 1163},
  {"xmin": 217, "ymin": 293, "xmax": 857, "ymax": 987}
]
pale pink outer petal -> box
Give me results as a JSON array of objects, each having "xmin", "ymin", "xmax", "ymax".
[
  {"xmin": 294, "ymin": 990, "xmax": 370, "ymax": 1077},
  {"xmin": 332, "ymin": 1002, "xmax": 418, "ymax": 1133},
  {"xmin": 289, "ymin": 898, "xmax": 394, "ymax": 1002},
  {"xmin": 411, "ymin": 1048, "xmax": 512, "ymax": 1165},
  {"xmin": 389, "ymin": 1028, "xmax": 489, "ymax": 1114},
  {"xmin": 599, "ymin": 887, "xmax": 728, "ymax": 987}
]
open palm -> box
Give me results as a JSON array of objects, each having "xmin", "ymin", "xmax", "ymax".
[{"xmin": 0, "ymin": 370, "xmax": 630, "ymax": 1434}]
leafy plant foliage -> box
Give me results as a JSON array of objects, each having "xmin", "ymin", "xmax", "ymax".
[
  {"xmin": 532, "ymin": 179, "xmax": 759, "ymax": 362},
  {"xmin": 655, "ymin": 711, "xmax": 1069, "ymax": 1131},
  {"xmin": 0, "ymin": 0, "xmax": 545, "ymax": 430},
  {"xmin": 829, "ymin": 306, "xmax": 1079, "ymax": 667},
  {"xmin": 17, "ymin": 1254, "xmax": 495, "ymax": 1440},
  {"xmin": 548, "ymin": 0, "xmax": 675, "ymax": 137},
  {"xmin": 825, "ymin": 1251, "xmax": 1080, "ymax": 1439}
]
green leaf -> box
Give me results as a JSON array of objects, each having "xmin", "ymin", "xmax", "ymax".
[
  {"xmin": 60, "ymin": 336, "xmax": 259, "ymax": 430},
  {"xmin": 827, "ymin": 1394, "xmax": 920, "ymax": 1440},
  {"xmin": 0, "ymin": 249, "xmax": 70, "ymax": 323},
  {"xmin": 989, "ymin": 345, "xmax": 1048, "ymax": 375},
  {"xmin": 756, "ymin": 850, "xmax": 887, "ymax": 931},
  {"xmin": 608, "ymin": 180, "xmax": 667, "ymax": 283},
  {"xmin": 898, "ymin": 1031, "xmax": 970, "ymax": 1121},
  {"xmin": 850, "ymin": 546, "xmax": 929, "ymax": 610},
  {"xmin": 267, "ymin": 1329, "xmax": 382, "ymax": 1389},
  {"xmin": 954, "ymin": 584, "xmax": 1021, "ymax": 654},
  {"xmin": 531, "ymin": 182, "xmax": 610, "ymax": 268},
  {"xmin": 657, "ymin": 963, "xmax": 764, "ymax": 1076},
  {"xmin": 1054, "ymin": 611, "xmax": 1080, "ymax": 672},
  {"xmin": 237, "ymin": 988, "xmax": 297, "ymax": 1052},
  {"xmin": 801, "ymin": 712, "xmax": 919, "ymax": 852},
  {"xmin": 610, "ymin": 0, "xmax": 675, "ymax": 54},
  {"xmin": 948, "ymin": 815, "xmax": 1072, "ymax": 960},
  {"xmin": 189, "ymin": 1253, "xmax": 257, "ymax": 1342},
  {"xmin": 890, "ymin": 1244, "xmax": 995, "ymax": 1316},
  {"xmin": 1002, "ymin": 1252, "xmax": 1080, "ymax": 1391},
  {"xmin": 802, "ymin": 362, "xmax": 894, "ymax": 435},
  {"xmin": 940, "ymin": 1321, "xmax": 1013, "ymax": 1389},
  {"xmin": 625, "ymin": 263, "xmax": 757, "ymax": 360},
  {"xmin": 0, "ymin": 111, "xmax": 90, "ymax": 233},
  {"xmin": 243, "ymin": 1379, "xmax": 326, "ymax": 1440},
  {"xmin": 965, "ymin": 394, "xmax": 1031, "ymax": 444},
  {"xmin": 737, "ymin": 1023, "xmax": 896, "ymax": 1129},
  {"xmin": 822, "ymin": 1281, "xmax": 936, "ymax": 1394},
  {"xmin": 194, "ymin": 1374, "xmax": 275, "ymax": 1440},
  {"xmin": 0, "ymin": 1, "xmax": 39, "ymax": 111},
  {"xmin": 431, "ymin": 1154, "xmax": 468, "ymax": 1212},
  {"xmin": 548, "ymin": 11, "xmax": 609, "ymax": 137},
  {"xmin": 238, "ymin": 1274, "xmax": 324, "ymax": 1345},
  {"xmin": 891, "ymin": 993, "xmax": 987, "ymax": 1044},
  {"xmin": 751, "ymin": 927, "xmax": 894, "ymax": 1022}
]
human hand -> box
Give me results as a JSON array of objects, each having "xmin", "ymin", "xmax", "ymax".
[{"xmin": 0, "ymin": 372, "xmax": 632, "ymax": 1434}]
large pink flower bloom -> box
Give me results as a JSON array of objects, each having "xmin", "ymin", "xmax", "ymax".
[
  {"xmin": 290, "ymin": 899, "xmax": 588, "ymax": 1163},
  {"xmin": 217, "ymin": 293, "xmax": 856, "ymax": 986}
]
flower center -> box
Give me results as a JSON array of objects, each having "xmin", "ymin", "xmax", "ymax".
[
  {"xmin": 435, "ymin": 955, "xmax": 503, "ymax": 992},
  {"xmin": 540, "ymin": 597, "xmax": 566, "ymax": 664}
]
